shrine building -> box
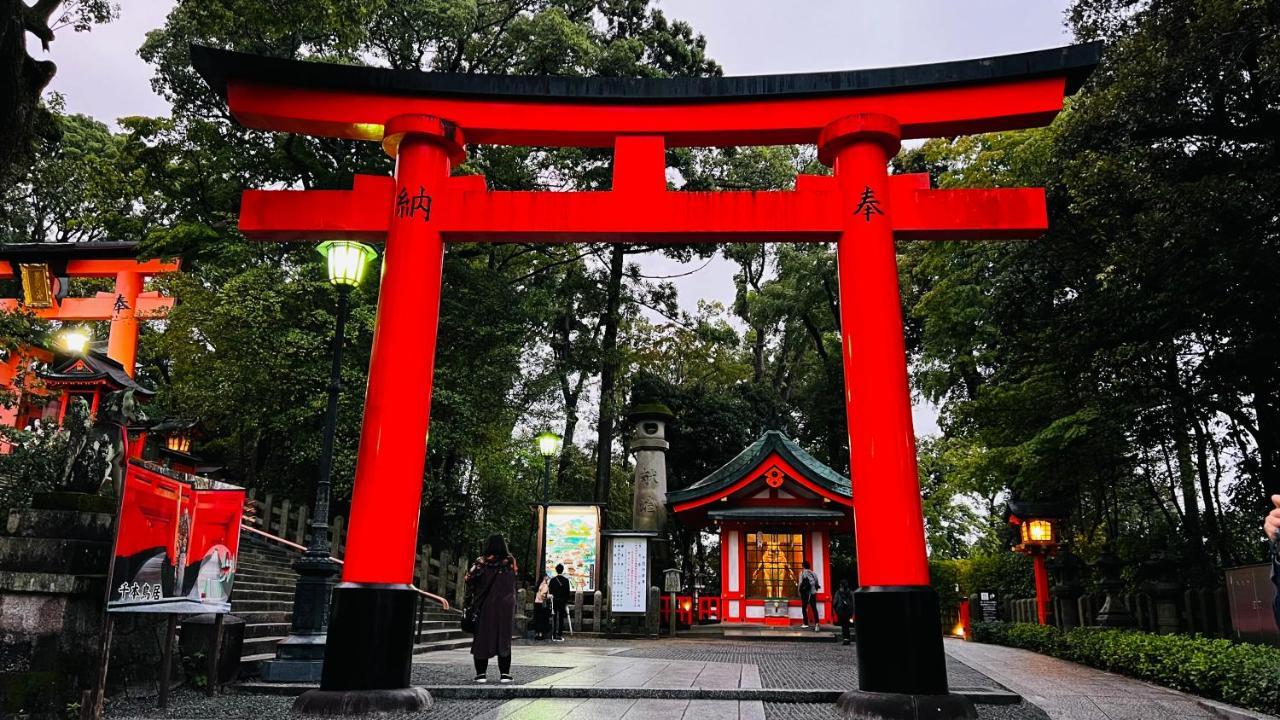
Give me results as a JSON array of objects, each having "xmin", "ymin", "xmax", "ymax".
[{"xmin": 670, "ymin": 431, "xmax": 853, "ymax": 626}]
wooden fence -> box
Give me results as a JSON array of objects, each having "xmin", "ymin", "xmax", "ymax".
[{"xmin": 1004, "ymin": 589, "xmax": 1233, "ymax": 637}]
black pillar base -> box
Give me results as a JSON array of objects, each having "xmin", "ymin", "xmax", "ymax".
[
  {"xmin": 853, "ymin": 586, "xmax": 948, "ymax": 695},
  {"xmin": 292, "ymin": 687, "xmax": 433, "ymax": 716},
  {"xmin": 318, "ymin": 583, "xmax": 420, "ymax": 691},
  {"xmin": 836, "ymin": 690, "xmax": 976, "ymax": 720}
]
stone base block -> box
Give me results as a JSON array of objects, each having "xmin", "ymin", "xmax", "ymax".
[
  {"xmin": 836, "ymin": 690, "xmax": 977, "ymax": 720},
  {"xmin": 292, "ymin": 687, "xmax": 433, "ymax": 715}
]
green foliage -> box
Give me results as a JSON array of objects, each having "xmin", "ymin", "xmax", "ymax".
[{"xmin": 972, "ymin": 622, "xmax": 1280, "ymax": 714}]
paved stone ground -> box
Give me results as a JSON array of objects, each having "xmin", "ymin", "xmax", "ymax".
[
  {"xmin": 105, "ymin": 637, "xmax": 1050, "ymax": 720},
  {"xmin": 946, "ymin": 638, "xmax": 1277, "ymax": 720},
  {"xmin": 609, "ymin": 639, "xmax": 996, "ymax": 690}
]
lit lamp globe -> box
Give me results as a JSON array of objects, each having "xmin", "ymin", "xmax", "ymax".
[
  {"xmin": 536, "ymin": 431, "xmax": 562, "ymax": 458},
  {"xmin": 61, "ymin": 328, "xmax": 91, "ymax": 355},
  {"xmin": 318, "ymin": 240, "xmax": 377, "ymax": 288}
]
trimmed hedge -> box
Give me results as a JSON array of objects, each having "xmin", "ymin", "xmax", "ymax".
[{"xmin": 972, "ymin": 621, "xmax": 1280, "ymax": 715}]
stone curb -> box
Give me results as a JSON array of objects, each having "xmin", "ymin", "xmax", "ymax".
[
  {"xmin": 1197, "ymin": 699, "xmax": 1280, "ymax": 720},
  {"xmin": 231, "ymin": 683, "xmax": 1018, "ymax": 705}
]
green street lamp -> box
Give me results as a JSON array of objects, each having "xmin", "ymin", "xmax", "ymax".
[
  {"xmin": 262, "ymin": 239, "xmax": 376, "ymax": 683},
  {"xmin": 535, "ymin": 431, "xmax": 562, "ymax": 582}
]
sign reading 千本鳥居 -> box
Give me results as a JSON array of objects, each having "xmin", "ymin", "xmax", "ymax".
[
  {"xmin": 609, "ymin": 536, "xmax": 648, "ymax": 614},
  {"xmin": 541, "ymin": 504, "xmax": 600, "ymax": 592},
  {"xmin": 108, "ymin": 461, "xmax": 245, "ymax": 614}
]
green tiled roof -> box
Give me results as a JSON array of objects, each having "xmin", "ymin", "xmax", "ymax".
[
  {"xmin": 707, "ymin": 507, "xmax": 846, "ymax": 521},
  {"xmin": 668, "ymin": 431, "xmax": 850, "ymax": 504}
]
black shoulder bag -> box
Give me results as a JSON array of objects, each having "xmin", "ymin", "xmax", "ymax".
[{"xmin": 461, "ymin": 565, "xmax": 496, "ymax": 634}]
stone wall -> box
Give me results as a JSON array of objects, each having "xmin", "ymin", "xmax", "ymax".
[{"xmin": 0, "ymin": 498, "xmax": 168, "ymax": 719}]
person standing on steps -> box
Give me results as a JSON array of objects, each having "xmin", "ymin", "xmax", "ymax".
[
  {"xmin": 833, "ymin": 580, "xmax": 855, "ymax": 646},
  {"xmin": 548, "ymin": 562, "xmax": 572, "ymax": 642},
  {"xmin": 466, "ymin": 534, "xmax": 518, "ymax": 683},
  {"xmin": 798, "ymin": 561, "xmax": 821, "ymax": 630}
]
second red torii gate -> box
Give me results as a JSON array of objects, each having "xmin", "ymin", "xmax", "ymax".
[{"xmin": 195, "ymin": 41, "xmax": 1099, "ymax": 718}]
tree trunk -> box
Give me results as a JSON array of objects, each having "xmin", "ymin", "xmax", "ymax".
[
  {"xmin": 594, "ymin": 244, "xmax": 625, "ymax": 506},
  {"xmin": 1255, "ymin": 369, "xmax": 1280, "ymax": 501},
  {"xmin": 1192, "ymin": 418, "xmax": 1229, "ymax": 569}
]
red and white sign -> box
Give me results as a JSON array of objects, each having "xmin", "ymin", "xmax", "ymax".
[{"xmin": 108, "ymin": 461, "xmax": 245, "ymax": 614}]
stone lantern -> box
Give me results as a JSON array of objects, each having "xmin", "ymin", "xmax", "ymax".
[{"xmin": 627, "ymin": 402, "xmax": 674, "ymax": 532}]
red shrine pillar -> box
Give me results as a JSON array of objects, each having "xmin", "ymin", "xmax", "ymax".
[
  {"xmin": 1033, "ymin": 554, "xmax": 1051, "ymax": 625},
  {"xmin": 311, "ymin": 115, "xmax": 461, "ymax": 706},
  {"xmin": 822, "ymin": 114, "xmax": 962, "ymax": 711},
  {"xmin": 107, "ymin": 271, "xmax": 141, "ymax": 376}
]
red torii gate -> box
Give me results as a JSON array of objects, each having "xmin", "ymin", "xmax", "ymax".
[{"xmin": 195, "ymin": 42, "xmax": 1098, "ymax": 717}]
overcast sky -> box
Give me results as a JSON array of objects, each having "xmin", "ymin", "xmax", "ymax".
[{"xmin": 41, "ymin": 0, "xmax": 1076, "ymax": 437}]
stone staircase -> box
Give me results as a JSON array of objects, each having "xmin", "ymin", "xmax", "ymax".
[{"xmin": 231, "ymin": 534, "xmax": 467, "ymax": 677}]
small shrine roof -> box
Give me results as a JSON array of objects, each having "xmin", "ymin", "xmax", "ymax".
[
  {"xmin": 40, "ymin": 350, "xmax": 154, "ymax": 396},
  {"xmin": 668, "ymin": 430, "xmax": 850, "ymax": 505}
]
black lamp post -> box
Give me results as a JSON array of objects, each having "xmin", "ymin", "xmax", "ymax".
[
  {"xmin": 261, "ymin": 240, "xmax": 376, "ymax": 683},
  {"xmin": 534, "ymin": 431, "xmax": 562, "ymax": 582}
]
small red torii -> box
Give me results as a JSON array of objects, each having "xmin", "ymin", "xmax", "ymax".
[
  {"xmin": 0, "ymin": 242, "xmax": 179, "ymax": 377},
  {"xmin": 194, "ymin": 42, "xmax": 1099, "ymax": 716}
]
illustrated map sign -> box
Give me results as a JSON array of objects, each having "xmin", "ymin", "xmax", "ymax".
[
  {"xmin": 108, "ymin": 461, "xmax": 245, "ymax": 614},
  {"xmin": 542, "ymin": 504, "xmax": 599, "ymax": 592},
  {"xmin": 609, "ymin": 536, "xmax": 648, "ymax": 614}
]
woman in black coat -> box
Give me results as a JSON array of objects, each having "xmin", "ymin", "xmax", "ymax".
[{"xmin": 465, "ymin": 534, "xmax": 518, "ymax": 683}]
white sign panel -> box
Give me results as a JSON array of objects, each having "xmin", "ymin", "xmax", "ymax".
[{"xmin": 610, "ymin": 536, "xmax": 648, "ymax": 614}]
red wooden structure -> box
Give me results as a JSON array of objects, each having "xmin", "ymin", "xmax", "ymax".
[
  {"xmin": 0, "ymin": 242, "xmax": 179, "ymax": 378},
  {"xmin": 194, "ymin": 41, "xmax": 1099, "ymax": 715}
]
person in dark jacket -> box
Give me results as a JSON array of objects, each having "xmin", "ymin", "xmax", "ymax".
[
  {"xmin": 833, "ymin": 580, "xmax": 855, "ymax": 646},
  {"xmin": 548, "ymin": 563, "xmax": 572, "ymax": 641},
  {"xmin": 466, "ymin": 534, "xmax": 518, "ymax": 683},
  {"xmin": 1265, "ymin": 495, "xmax": 1280, "ymax": 628},
  {"xmin": 798, "ymin": 561, "xmax": 820, "ymax": 629}
]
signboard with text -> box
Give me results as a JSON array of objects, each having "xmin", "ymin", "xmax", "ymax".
[
  {"xmin": 108, "ymin": 461, "xmax": 245, "ymax": 614},
  {"xmin": 609, "ymin": 536, "xmax": 649, "ymax": 614}
]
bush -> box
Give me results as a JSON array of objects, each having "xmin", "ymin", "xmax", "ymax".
[{"xmin": 971, "ymin": 621, "xmax": 1280, "ymax": 714}]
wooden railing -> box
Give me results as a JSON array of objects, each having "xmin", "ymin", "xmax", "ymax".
[{"xmin": 243, "ymin": 489, "xmax": 462, "ymax": 611}]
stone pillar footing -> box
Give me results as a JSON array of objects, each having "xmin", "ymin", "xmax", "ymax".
[
  {"xmin": 292, "ymin": 687, "xmax": 433, "ymax": 715},
  {"xmin": 836, "ymin": 690, "xmax": 977, "ymax": 720}
]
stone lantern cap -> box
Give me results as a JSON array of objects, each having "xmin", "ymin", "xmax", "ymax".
[{"xmin": 627, "ymin": 402, "xmax": 674, "ymax": 422}]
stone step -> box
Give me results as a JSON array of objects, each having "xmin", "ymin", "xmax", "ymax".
[
  {"xmin": 412, "ymin": 637, "xmax": 472, "ymax": 654},
  {"xmin": 413, "ymin": 627, "xmax": 466, "ymax": 643},
  {"xmin": 235, "ymin": 610, "xmax": 293, "ymax": 626},
  {"xmin": 238, "ymin": 652, "xmax": 275, "ymax": 677},
  {"xmin": 232, "ymin": 579, "xmax": 293, "ymax": 592},
  {"xmin": 4, "ymin": 508, "xmax": 114, "ymax": 542},
  {"xmin": 231, "ymin": 599, "xmax": 294, "ymax": 613},
  {"xmin": 235, "ymin": 571, "xmax": 297, "ymax": 585},
  {"xmin": 240, "ymin": 634, "xmax": 287, "ymax": 658},
  {"xmin": 231, "ymin": 587, "xmax": 294, "ymax": 601},
  {"xmin": 414, "ymin": 620, "xmax": 459, "ymax": 630},
  {"xmin": 0, "ymin": 536, "xmax": 111, "ymax": 575},
  {"xmin": 237, "ymin": 556, "xmax": 298, "ymax": 569},
  {"xmin": 242, "ymin": 621, "xmax": 292, "ymax": 639}
]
